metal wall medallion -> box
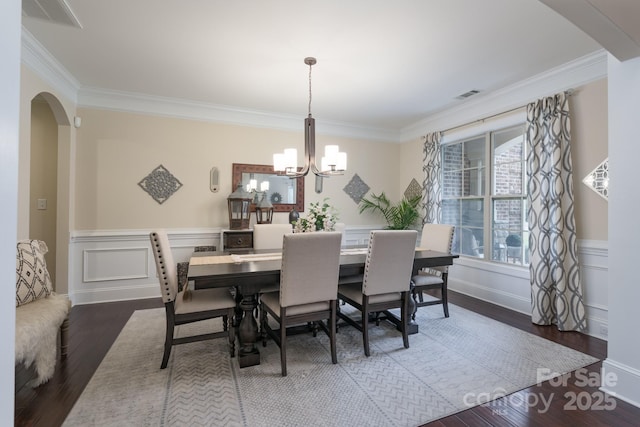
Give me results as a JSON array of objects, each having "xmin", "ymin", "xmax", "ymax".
[
  {"xmin": 404, "ymin": 178, "xmax": 422, "ymax": 201},
  {"xmin": 582, "ymin": 158, "xmax": 608, "ymax": 201},
  {"xmin": 343, "ymin": 173, "xmax": 370, "ymax": 204},
  {"xmin": 138, "ymin": 164, "xmax": 183, "ymax": 204}
]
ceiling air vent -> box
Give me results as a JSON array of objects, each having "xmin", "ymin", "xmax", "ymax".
[
  {"xmin": 455, "ymin": 89, "xmax": 480, "ymax": 100},
  {"xmin": 22, "ymin": 0, "xmax": 82, "ymax": 28}
]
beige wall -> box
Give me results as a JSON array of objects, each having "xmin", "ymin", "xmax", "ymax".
[
  {"xmin": 398, "ymin": 136, "xmax": 424, "ymax": 202},
  {"xmin": 570, "ymin": 78, "xmax": 608, "ymax": 241},
  {"xmin": 74, "ymin": 78, "xmax": 608, "ymax": 238},
  {"xmin": 74, "ymin": 108, "xmax": 404, "ymax": 230},
  {"xmin": 29, "ymin": 100, "xmax": 58, "ymax": 285}
]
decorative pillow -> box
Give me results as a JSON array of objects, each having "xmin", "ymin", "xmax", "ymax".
[{"xmin": 16, "ymin": 240, "xmax": 53, "ymax": 307}]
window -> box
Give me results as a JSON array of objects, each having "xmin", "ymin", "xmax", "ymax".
[{"xmin": 441, "ymin": 124, "xmax": 528, "ymax": 265}]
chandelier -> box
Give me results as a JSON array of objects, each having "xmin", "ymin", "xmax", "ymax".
[{"xmin": 273, "ymin": 57, "xmax": 347, "ymax": 178}]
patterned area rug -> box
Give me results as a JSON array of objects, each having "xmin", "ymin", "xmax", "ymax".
[{"xmin": 63, "ymin": 304, "xmax": 598, "ymax": 427}]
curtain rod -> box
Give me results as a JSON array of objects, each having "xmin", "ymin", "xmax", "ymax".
[
  {"xmin": 440, "ymin": 105, "xmax": 525, "ymax": 135},
  {"xmin": 428, "ymin": 88, "xmax": 575, "ymax": 137}
]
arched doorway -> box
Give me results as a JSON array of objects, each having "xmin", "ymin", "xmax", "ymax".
[
  {"xmin": 28, "ymin": 92, "xmax": 71, "ymax": 292},
  {"xmin": 29, "ymin": 95, "xmax": 59, "ymax": 284}
]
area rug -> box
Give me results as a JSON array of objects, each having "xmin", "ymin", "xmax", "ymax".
[{"xmin": 63, "ymin": 304, "xmax": 598, "ymax": 427}]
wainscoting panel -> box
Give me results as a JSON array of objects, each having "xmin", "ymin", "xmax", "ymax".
[
  {"xmin": 69, "ymin": 226, "xmax": 378, "ymax": 305},
  {"xmin": 83, "ymin": 247, "xmax": 149, "ymax": 282},
  {"xmin": 70, "ymin": 229, "xmax": 222, "ymax": 305},
  {"xmin": 342, "ymin": 225, "xmax": 378, "ymax": 247}
]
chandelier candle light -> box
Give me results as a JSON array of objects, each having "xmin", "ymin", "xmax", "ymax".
[{"xmin": 273, "ymin": 57, "xmax": 347, "ymax": 178}]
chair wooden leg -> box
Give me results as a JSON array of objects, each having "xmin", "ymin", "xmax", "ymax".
[
  {"xmin": 442, "ymin": 282, "xmax": 449, "ymax": 318},
  {"xmin": 401, "ymin": 293, "xmax": 410, "ymax": 349},
  {"xmin": 161, "ymin": 309, "xmax": 175, "ymax": 369},
  {"xmin": 362, "ymin": 297, "xmax": 370, "ymax": 357},
  {"xmin": 411, "ymin": 290, "xmax": 419, "ymax": 321},
  {"xmin": 223, "ymin": 314, "xmax": 228, "ymax": 332},
  {"xmin": 280, "ymin": 308, "xmax": 287, "ymax": 376},
  {"xmin": 330, "ymin": 301, "xmax": 337, "ymax": 364}
]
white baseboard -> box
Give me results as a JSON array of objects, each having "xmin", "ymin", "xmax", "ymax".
[
  {"xmin": 601, "ymin": 359, "xmax": 640, "ymax": 409},
  {"xmin": 448, "ymin": 240, "xmax": 608, "ymax": 340},
  {"xmin": 72, "ymin": 284, "xmax": 160, "ymax": 305},
  {"xmin": 449, "ymin": 277, "xmax": 531, "ymax": 315}
]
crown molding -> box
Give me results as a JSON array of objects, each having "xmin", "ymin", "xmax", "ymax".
[
  {"xmin": 77, "ymin": 86, "xmax": 399, "ymax": 142},
  {"xmin": 399, "ymin": 49, "xmax": 608, "ymax": 142},
  {"xmin": 21, "ymin": 27, "xmax": 79, "ymax": 104}
]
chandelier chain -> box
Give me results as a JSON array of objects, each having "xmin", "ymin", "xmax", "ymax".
[{"xmin": 308, "ymin": 61, "xmax": 313, "ymax": 115}]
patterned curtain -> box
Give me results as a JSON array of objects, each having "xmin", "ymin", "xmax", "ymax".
[
  {"xmin": 525, "ymin": 92, "xmax": 586, "ymax": 331},
  {"xmin": 422, "ymin": 132, "xmax": 443, "ymax": 224}
]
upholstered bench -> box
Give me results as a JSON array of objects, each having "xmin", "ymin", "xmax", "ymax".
[{"xmin": 15, "ymin": 240, "xmax": 70, "ymax": 387}]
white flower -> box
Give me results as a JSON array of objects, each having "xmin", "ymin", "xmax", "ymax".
[{"xmin": 293, "ymin": 198, "xmax": 339, "ymax": 232}]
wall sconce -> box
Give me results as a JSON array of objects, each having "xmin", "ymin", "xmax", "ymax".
[{"xmin": 227, "ymin": 184, "xmax": 252, "ymax": 230}]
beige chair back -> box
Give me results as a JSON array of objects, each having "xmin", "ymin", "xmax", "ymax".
[
  {"xmin": 253, "ymin": 223, "xmax": 293, "ymax": 250},
  {"xmin": 419, "ymin": 223, "xmax": 455, "ymax": 273},
  {"xmin": 362, "ymin": 230, "xmax": 418, "ymax": 296},
  {"xmin": 279, "ymin": 232, "xmax": 342, "ymax": 308},
  {"xmin": 150, "ymin": 230, "xmax": 178, "ymax": 304}
]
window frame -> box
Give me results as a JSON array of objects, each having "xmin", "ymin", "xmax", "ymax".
[{"xmin": 440, "ymin": 123, "xmax": 527, "ymax": 265}]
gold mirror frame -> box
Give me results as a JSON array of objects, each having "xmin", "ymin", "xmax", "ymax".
[{"xmin": 232, "ymin": 163, "xmax": 305, "ymax": 213}]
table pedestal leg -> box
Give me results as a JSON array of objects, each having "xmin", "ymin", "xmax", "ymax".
[
  {"xmin": 406, "ymin": 282, "xmax": 419, "ymax": 335},
  {"xmin": 237, "ymin": 293, "xmax": 260, "ymax": 368}
]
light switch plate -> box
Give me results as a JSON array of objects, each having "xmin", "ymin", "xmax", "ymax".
[{"xmin": 37, "ymin": 198, "xmax": 47, "ymax": 210}]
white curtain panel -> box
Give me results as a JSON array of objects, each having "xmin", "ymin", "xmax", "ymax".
[
  {"xmin": 422, "ymin": 132, "xmax": 443, "ymax": 224},
  {"xmin": 525, "ymin": 92, "xmax": 587, "ymax": 331}
]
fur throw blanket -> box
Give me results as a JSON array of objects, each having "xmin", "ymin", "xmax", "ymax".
[{"xmin": 15, "ymin": 293, "xmax": 70, "ymax": 386}]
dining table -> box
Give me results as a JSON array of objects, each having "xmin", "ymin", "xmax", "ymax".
[{"xmin": 188, "ymin": 246, "xmax": 458, "ymax": 368}]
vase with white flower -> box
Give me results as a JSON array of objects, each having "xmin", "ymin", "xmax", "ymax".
[{"xmin": 293, "ymin": 198, "xmax": 339, "ymax": 232}]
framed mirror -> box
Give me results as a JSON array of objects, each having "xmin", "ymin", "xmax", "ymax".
[{"xmin": 232, "ymin": 163, "xmax": 304, "ymax": 213}]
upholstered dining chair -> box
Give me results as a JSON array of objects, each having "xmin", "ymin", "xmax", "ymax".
[
  {"xmin": 253, "ymin": 223, "xmax": 294, "ymax": 297},
  {"xmin": 150, "ymin": 230, "xmax": 236, "ymax": 369},
  {"xmin": 253, "ymin": 223, "xmax": 293, "ymax": 250},
  {"xmin": 177, "ymin": 245, "xmax": 216, "ymax": 291},
  {"xmin": 412, "ymin": 223, "xmax": 455, "ymax": 318},
  {"xmin": 338, "ymin": 229, "xmax": 418, "ymax": 357},
  {"xmin": 260, "ymin": 231, "xmax": 342, "ymax": 376}
]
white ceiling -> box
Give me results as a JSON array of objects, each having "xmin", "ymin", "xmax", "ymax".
[{"xmin": 22, "ymin": 0, "xmax": 604, "ymax": 134}]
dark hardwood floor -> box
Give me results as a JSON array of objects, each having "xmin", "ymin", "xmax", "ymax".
[{"xmin": 14, "ymin": 292, "xmax": 640, "ymax": 427}]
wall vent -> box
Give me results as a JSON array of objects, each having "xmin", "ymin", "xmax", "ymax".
[
  {"xmin": 456, "ymin": 89, "xmax": 480, "ymax": 100},
  {"xmin": 22, "ymin": 0, "xmax": 82, "ymax": 28}
]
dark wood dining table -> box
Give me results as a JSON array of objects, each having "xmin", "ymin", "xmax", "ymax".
[{"xmin": 188, "ymin": 247, "xmax": 458, "ymax": 368}]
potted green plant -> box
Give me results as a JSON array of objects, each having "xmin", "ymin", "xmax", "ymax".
[{"xmin": 358, "ymin": 192, "xmax": 421, "ymax": 230}]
